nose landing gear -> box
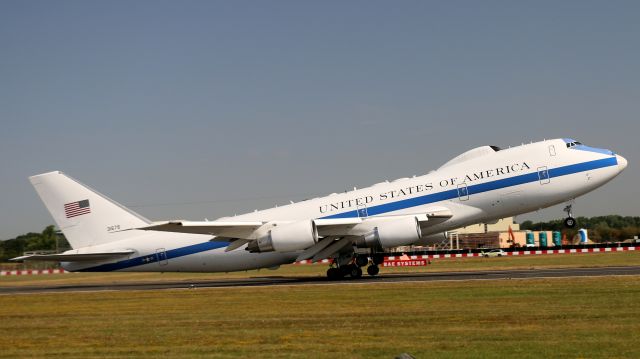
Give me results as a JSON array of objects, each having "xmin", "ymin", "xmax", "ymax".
[{"xmin": 563, "ymin": 204, "xmax": 577, "ymax": 228}]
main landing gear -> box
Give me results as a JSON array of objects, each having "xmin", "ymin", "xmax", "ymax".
[
  {"xmin": 326, "ymin": 253, "xmax": 384, "ymax": 280},
  {"xmin": 326, "ymin": 264, "xmax": 363, "ymax": 280},
  {"xmin": 563, "ymin": 204, "xmax": 577, "ymax": 228}
]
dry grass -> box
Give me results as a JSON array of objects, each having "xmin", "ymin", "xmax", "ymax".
[{"xmin": 0, "ymin": 276, "xmax": 639, "ymax": 358}]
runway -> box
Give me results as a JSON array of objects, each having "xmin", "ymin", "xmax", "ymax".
[{"xmin": 2, "ymin": 266, "xmax": 639, "ymax": 295}]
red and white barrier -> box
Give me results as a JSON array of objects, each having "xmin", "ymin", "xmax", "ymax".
[
  {"xmin": 390, "ymin": 245, "xmax": 637, "ymax": 260},
  {"xmin": 2, "ymin": 247, "xmax": 636, "ymax": 274},
  {"xmin": 0, "ymin": 268, "xmax": 68, "ymax": 276},
  {"xmin": 294, "ymin": 246, "xmax": 639, "ymax": 265}
]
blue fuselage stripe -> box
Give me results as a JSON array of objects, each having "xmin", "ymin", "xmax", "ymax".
[
  {"xmin": 80, "ymin": 156, "xmax": 617, "ymax": 272},
  {"xmin": 78, "ymin": 241, "xmax": 229, "ymax": 272},
  {"xmin": 320, "ymin": 156, "xmax": 618, "ymax": 219}
]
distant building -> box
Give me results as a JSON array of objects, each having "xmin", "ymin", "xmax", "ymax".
[
  {"xmin": 454, "ymin": 217, "xmax": 520, "ymax": 234},
  {"xmin": 448, "ymin": 217, "xmax": 522, "ymax": 249},
  {"xmin": 421, "ymin": 217, "xmax": 562, "ymax": 250}
]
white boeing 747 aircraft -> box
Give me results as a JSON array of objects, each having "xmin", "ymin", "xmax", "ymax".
[{"xmin": 15, "ymin": 138, "xmax": 627, "ymax": 279}]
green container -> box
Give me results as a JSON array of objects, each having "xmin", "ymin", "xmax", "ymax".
[
  {"xmin": 538, "ymin": 232, "xmax": 548, "ymax": 247},
  {"xmin": 552, "ymin": 231, "xmax": 562, "ymax": 246},
  {"xmin": 526, "ymin": 232, "xmax": 535, "ymax": 246}
]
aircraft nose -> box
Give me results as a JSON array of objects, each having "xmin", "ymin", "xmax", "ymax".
[{"xmin": 616, "ymin": 154, "xmax": 628, "ymax": 171}]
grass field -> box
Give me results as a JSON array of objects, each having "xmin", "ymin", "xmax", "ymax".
[
  {"xmin": 0, "ymin": 276, "xmax": 639, "ymax": 358},
  {"xmin": 0, "ymin": 251, "xmax": 639, "ymax": 358}
]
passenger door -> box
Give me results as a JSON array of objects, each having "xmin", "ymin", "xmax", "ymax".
[
  {"xmin": 356, "ymin": 204, "xmax": 368, "ymax": 218},
  {"xmin": 537, "ymin": 166, "xmax": 550, "ymax": 185},
  {"xmin": 156, "ymin": 248, "xmax": 168, "ymax": 266},
  {"xmin": 457, "ymin": 183, "xmax": 469, "ymax": 201}
]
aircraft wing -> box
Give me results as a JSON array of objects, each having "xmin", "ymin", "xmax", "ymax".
[
  {"xmin": 138, "ymin": 220, "xmax": 264, "ymax": 239},
  {"xmin": 298, "ymin": 206, "xmax": 453, "ymax": 261},
  {"xmin": 315, "ymin": 206, "xmax": 453, "ymax": 236},
  {"xmin": 11, "ymin": 251, "xmax": 135, "ymax": 262},
  {"xmin": 138, "ymin": 207, "xmax": 452, "ymax": 239}
]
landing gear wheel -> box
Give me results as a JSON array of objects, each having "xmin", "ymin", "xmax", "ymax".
[
  {"xmin": 355, "ymin": 255, "xmax": 369, "ymax": 267},
  {"xmin": 367, "ymin": 265, "xmax": 380, "ymax": 276},
  {"xmin": 340, "ymin": 265, "xmax": 354, "ymax": 277},
  {"xmin": 327, "ymin": 267, "xmax": 342, "ymax": 280},
  {"xmin": 564, "ymin": 217, "xmax": 576, "ymax": 228},
  {"xmin": 372, "ymin": 253, "xmax": 385, "ymax": 265},
  {"xmin": 350, "ymin": 266, "xmax": 363, "ymax": 278}
]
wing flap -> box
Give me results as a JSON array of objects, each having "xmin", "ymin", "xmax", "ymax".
[
  {"xmin": 295, "ymin": 236, "xmax": 336, "ymax": 262},
  {"xmin": 311, "ymin": 237, "xmax": 353, "ymax": 262},
  {"xmin": 224, "ymin": 239, "xmax": 251, "ymax": 252}
]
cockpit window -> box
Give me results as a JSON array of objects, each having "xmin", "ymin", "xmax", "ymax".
[
  {"xmin": 566, "ymin": 141, "xmax": 582, "ymax": 148},
  {"xmin": 489, "ymin": 145, "xmax": 502, "ymax": 152}
]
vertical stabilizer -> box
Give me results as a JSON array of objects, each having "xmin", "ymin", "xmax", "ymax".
[{"xmin": 29, "ymin": 171, "xmax": 150, "ymax": 249}]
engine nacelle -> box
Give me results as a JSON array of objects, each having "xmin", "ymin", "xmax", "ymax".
[
  {"xmin": 356, "ymin": 216, "xmax": 422, "ymax": 249},
  {"xmin": 246, "ymin": 220, "xmax": 318, "ymax": 253}
]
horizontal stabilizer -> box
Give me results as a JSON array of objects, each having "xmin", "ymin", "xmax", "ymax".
[{"xmin": 11, "ymin": 251, "xmax": 135, "ymax": 262}]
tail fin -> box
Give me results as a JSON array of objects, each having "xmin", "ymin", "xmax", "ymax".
[{"xmin": 29, "ymin": 171, "xmax": 151, "ymax": 249}]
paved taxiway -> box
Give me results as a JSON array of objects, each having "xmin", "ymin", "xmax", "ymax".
[{"xmin": 2, "ymin": 266, "xmax": 639, "ymax": 295}]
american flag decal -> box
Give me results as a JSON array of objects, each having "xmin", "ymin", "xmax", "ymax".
[{"xmin": 64, "ymin": 199, "xmax": 91, "ymax": 218}]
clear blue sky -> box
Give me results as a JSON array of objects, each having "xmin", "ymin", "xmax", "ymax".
[{"xmin": 1, "ymin": 1, "xmax": 638, "ymax": 239}]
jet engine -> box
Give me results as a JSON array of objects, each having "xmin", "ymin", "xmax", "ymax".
[
  {"xmin": 356, "ymin": 216, "xmax": 422, "ymax": 249},
  {"xmin": 247, "ymin": 220, "xmax": 318, "ymax": 253}
]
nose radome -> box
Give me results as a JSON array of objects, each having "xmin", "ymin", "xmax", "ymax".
[{"xmin": 616, "ymin": 154, "xmax": 628, "ymax": 171}]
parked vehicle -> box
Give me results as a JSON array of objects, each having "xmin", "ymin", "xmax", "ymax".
[{"xmin": 482, "ymin": 249, "xmax": 506, "ymax": 257}]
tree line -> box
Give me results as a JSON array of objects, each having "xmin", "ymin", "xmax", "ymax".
[
  {"xmin": 520, "ymin": 215, "xmax": 640, "ymax": 242},
  {"xmin": 0, "ymin": 225, "xmax": 71, "ymax": 262}
]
